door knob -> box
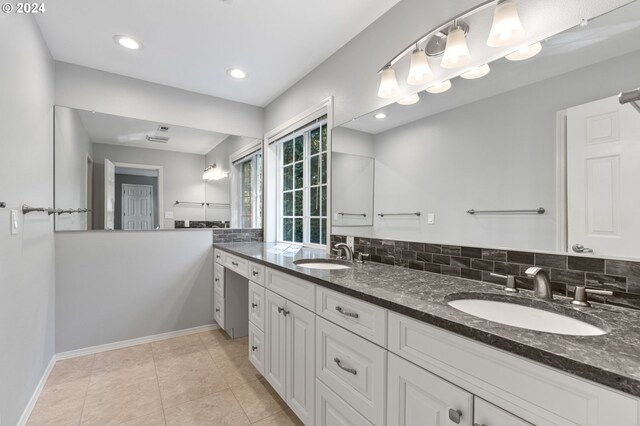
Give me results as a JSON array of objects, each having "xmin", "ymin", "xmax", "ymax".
[{"xmin": 572, "ymin": 244, "xmax": 594, "ymax": 253}]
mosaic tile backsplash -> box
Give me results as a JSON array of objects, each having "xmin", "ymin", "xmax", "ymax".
[
  {"xmin": 213, "ymin": 228, "xmax": 263, "ymax": 244},
  {"xmin": 331, "ymin": 234, "xmax": 640, "ymax": 310}
]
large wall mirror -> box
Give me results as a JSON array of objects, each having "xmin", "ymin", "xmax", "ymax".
[
  {"xmin": 332, "ymin": 1, "xmax": 640, "ymax": 259},
  {"xmin": 54, "ymin": 106, "xmax": 262, "ymax": 231}
]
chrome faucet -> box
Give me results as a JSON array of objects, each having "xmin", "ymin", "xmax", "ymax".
[
  {"xmin": 525, "ymin": 267, "xmax": 553, "ymax": 300},
  {"xmin": 333, "ymin": 243, "xmax": 354, "ymax": 261}
]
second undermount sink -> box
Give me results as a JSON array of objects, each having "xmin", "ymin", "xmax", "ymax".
[
  {"xmin": 293, "ymin": 258, "xmax": 353, "ymax": 270},
  {"xmin": 447, "ymin": 297, "xmax": 607, "ymax": 336}
]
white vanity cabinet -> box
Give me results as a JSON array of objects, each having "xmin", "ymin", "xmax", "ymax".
[
  {"xmin": 473, "ymin": 397, "xmax": 532, "ymax": 426},
  {"xmin": 213, "ymin": 253, "xmax": 225, "ymax": 329},
  {"xmin": 264, "ymin": 288, "xmax": 316, "ymax": 425}
]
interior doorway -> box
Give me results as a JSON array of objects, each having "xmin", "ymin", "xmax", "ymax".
[{"xmin": 121, "ymin": 184, "xmax": 154, "ymax": 230}]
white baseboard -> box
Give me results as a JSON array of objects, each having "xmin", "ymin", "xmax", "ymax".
[
  {"xmin": 18, "ymin": 323, "xmax": 219, "ymax": 425},
  {"xmin": 17, "ymin": 355, "xmax": 56, "ymax": 426},
  {"xmin": 56, "ymin": 323, "xmax": 220, "ymax": 360}
]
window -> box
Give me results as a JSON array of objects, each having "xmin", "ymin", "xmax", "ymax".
[
  {"xmin": 277, "ymin": 118, "xmax": 328, "ymax": 246},
  {"xmin": 233, "ymin": 149, "xmax": 262, "ymax": 228}
]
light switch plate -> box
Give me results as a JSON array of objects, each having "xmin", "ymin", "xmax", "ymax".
[
  {"xmin": 10, "ymin": 209, "xmax": 18, "ymax": 235},
  {"xmin": 427, "ymin": 213, "xmax": 435, "ymax": 225},
  {"xmin": 165, "ymin": 211, "xmax": 174, "ymax": 219}
]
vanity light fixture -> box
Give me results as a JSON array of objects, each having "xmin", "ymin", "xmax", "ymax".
[
  {"xmin": 461, "ymin": 64, "xmax": 491, "ymax": 79},
  {"xmin": 397, "ymin": 94, "xmax": 420, "ymax": 106},
  {"xmin": 407, "ymin": 45, "xmax": 433, "ymax": 85},
  {"xmin": 486, "ymin": 0, "xmax": 525, "ymax": 47},
  {"xmin": 227, "ymin": 68, "xmax": 247, "ymax": 79},
  {"xmin": 203, "ymin": 164, "xmax": 229, "ymax": 181},
  {"xmin": 441, "ymin": 22, "xmax": 472, "ymax": 69},
  {"xmin": 426, "ymin": 80, "xmax": 452, "ymax": 94},
  {"xmin": 377, "ymin": 65, "xmax": 400, "ymax": 99},
  {"xmin": 374, "ymin": 112, "xmax": 387, "ymax": 119},
  {"xmin": 505, "ymin": 41, "xmax": 542, "ymax": 61},
  {"xmin": 113, "ymin": 35, "xmax": 143, "ymax": 50}
]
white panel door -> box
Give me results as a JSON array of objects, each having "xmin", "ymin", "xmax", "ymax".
[
  {"xmin": 121, "ymin": 184, "xmax": 153, "ymax": 230},
  {"xmin": 265, "ymin": 289, "xmax": 287, "ymax": 399},
  {"xmin": 474, "ymin": 397, "xmax": 532, "ymax": 426},
  {"xmin": 567, "ymin": 95, "xmax": 640, "ymax": 257},
  {"xmin": 286, "ymin": 301, "xmax": 315, "ymax": 426},
  {"xmin": 104, "ymin": 158, "xmax": 115, "ymax": 230},
  {"xmin": 387, "ymin": 353, "xmax": 473, "ymax": 426}
]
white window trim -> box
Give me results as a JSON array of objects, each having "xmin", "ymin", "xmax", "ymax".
[
  {"xmin": 264, "ymin": 97, "xmax": 333, "ymax": 251},
  {"xmin": 230, "ymin": 148, "xmax": 262, "ymax": 228}
]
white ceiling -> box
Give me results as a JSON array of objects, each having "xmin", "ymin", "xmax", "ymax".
[
  {"xmin": 77, "ymin": 110, "xmax": 230, "ymax": 155},
  {"xmin": 35, "ymin": 0, "xmax": 401, "ymax": 107},
  {"xmin": 343, "ymin": 0, "xmax": 640, "ymax": 134}
]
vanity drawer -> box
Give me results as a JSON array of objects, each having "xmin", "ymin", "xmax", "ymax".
[
  {"xmin": 224, "ymin": 253, "xmax": 249, "ymax": 278},
  {"xmin": 265, "ymin": 268, "xmax": 315, "ymax": 311},
  {"xmin": 214, "ymin": 263, "xmax": 225, "ymax": 296},
  {"xmin": 214, "ymin": 249, "xmax": 224, "ymax": 265},
  {"xmin": 316, "ymin": 286, "xmax": 387, "ymax": 346},
  {"xmin": 316, "ymin": 317, "xmax": 386, "ymax": 425},
  {"xmin": 249, "ymin": 281, "xmax": 265, "ymax": 331},
  {"xmin": 248, "ymin": 322, "xmax": 265, "ymax": 375},
  {"xmin": 249, "ymin": 262, "xmax": 265, "ymax": 285},
  {"xmin": 316, "ymin": 379, "xmax": 373, "ymax": 426},
  {"xmin": 214, "ymin": 295, "xmax": 224, "ymax": 329}
]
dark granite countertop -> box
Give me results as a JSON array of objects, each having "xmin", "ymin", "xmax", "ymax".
[{"xmin": 214, "ymin": 242, "xmax": 640, "ymax": 398}]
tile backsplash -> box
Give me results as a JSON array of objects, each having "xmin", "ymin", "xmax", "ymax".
[
  {"xmin": 213, "ymin": 228, "xmax": 263, "ymax": 244},
  {"xmin": 331, "ymin": 234, "xmax": 640, "ymax": 310}
]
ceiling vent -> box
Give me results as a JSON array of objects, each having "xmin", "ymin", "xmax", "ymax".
[
  {"xmin": 146, "ymin": 135, "xmax": 170, "ymax": 143},
  {"xmin": 157, "ymin": 125, "xmax": 170, "ymax": 132}
]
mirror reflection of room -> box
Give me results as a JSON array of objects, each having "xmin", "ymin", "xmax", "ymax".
[{"xmin": 54, "ymin": 107, "xmax": 262, "ymax": 231}]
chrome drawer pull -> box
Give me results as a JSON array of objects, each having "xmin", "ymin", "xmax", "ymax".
[
  {"xmin": 251, "ymin": 345, "xmax": 258, "ymax": 351},
  {"xmin": 251, "ymin": 303, "xmax": 258, "ymax": 308},
  {"xmin": 231, "ymin": 261, "xmax": 239, "ymax": 267},
  {"xmin": 448, "ymin": 408, "xmax": 462, "ymax": 424},
  {"xmin": 333, "ymin": 357, "xmax": 357, "ymax": 375},
  {"xmin": 282, "ymin": 309, "xmax": 290, "ymax": 316},
  {"xmin": 277, "ymin": 307, "xmax": 284, "ymax": 314},
  {"xmin": 335, "ymin": 306, "xmax": 359, "ymax": 319},
  {"xmin": 252, "ymin": 270, "xmax": 259, "ymax": 276},
  {"xmin": 215, "ymin": 308, "xmax": 220, "ymax": 312},
  {"xmin": 215, "ymin": 278, "xmax": 220, "ymax": 282}
]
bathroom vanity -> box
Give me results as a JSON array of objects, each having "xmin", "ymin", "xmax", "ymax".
[{"xmin": 213, "ymin": 243, "xmax": 640, "ymax": 426}]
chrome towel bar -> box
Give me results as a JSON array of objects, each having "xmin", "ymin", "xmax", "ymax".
[
  {"xmin": 338, "ymin": 212, "xmax": 367, "ymax": 217},
  {"xmin": 174, "ymin": 200, "xmax": 205, "ymax": 206},
  {"xmin": 378, "ymin": 212, "xmax": 421, "ymax": 217},
  {"xmin": 467, "ymin": 208, "xmax": 545, "ymax": 215}
]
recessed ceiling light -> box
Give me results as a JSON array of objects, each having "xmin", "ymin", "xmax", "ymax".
[
  {"xmin": 375, "ymin": 113, "xmax": 387, "ymax": 119},
  {"xmin": 113, "ymin": 35, "xmax": 143, "ymax": 50},
  {"xmin": 227, "ymin": 68, "xmax": 247, "ymax": 79}
]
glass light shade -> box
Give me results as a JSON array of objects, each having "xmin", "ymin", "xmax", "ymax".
[
  {"xmin": 441, "ymin": 27, "xmax": 472, "ymax": 69},
  {"xmin": 426, "ymin": 80, "xmax": 452, "ymax": 94},
  {"xmin": 505, "ymin": 42, "xmax": 542, "ymax": 61},
  {"xmin": 397, "ymin": 94, "xmax": 420, "ymax": 105},
  {"xmin": 377, "ymin": 66, "xmax": 400, "ymax": 99},
  {"xmin": 487, "ymin": 0, "xmax": 525, "ymax": 47},
  {"xmin": 461, "ymin": 64, "xmax": 491, "ymax": 79},
  {"xmin": 407, "ymin": 48, "xmax": 433, "ymax": 85}
]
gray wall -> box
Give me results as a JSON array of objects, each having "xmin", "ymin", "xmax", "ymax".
[
  {"xmin": 55, "ymin": 230, "xmax": 214, "ymax": 352},
  {"xmin": 54, "ymin": 107, "xmax": 93, "ymax": 231},
  {"xmin": 0, "ymin": 15, "xmax": 55, "ymax": 426},
  {"xmin": 370, "ymin": 51, "xmax": 640, "ymax": 251},
  {"xmin": 91, "ymin": 143, "xmax": 207, "ymax": 228},
  {"xmin": 114, "ymin": 174, "xmax": 160, "ymax": 230}
]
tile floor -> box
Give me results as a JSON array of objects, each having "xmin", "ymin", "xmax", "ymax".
[{"xmin": 27, "ymin": 329, "xmax": 304, "ymax": 425}]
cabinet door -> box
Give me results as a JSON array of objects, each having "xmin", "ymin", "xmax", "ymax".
[
  {"xmin": 474, "ymin": 397, "xmax": 532, "ymax": 426},
  {"xmin": 316, "ymin": 380, "xmax": 373, "ymax": 426},
  {"xmin": 249, "ymin": 281, "xmax": 265, "ymax": 330},
  {"xmin": 248, "ymin": 322, "xmax": 265, "ymax": 375},
  {"xmin": 286, "ymin": 301, "xmax": 315, "ymax": 426},
  {"xmin": 265, "ymin": 289, "xmax": 287, "ymax": 399},
  {"xmin": 214, "ymin": 263, "xmax": 225, "ymax": 296},
  {"xmin": 387, "ymin": 353, "xmax": 473, "ymax": 426},
  {"xmin": 214, "ymin": 291, "xmax": 224, "ymax": 329}
]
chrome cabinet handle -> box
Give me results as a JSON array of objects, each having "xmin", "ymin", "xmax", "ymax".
[
  {"xmin": 251, "ymin": 345, "xmax": 258, "ymax": 351},
  {"xmin": 335, "ymin": 306, "xmax": 359, "ymax": 318},
  {"xmin": 282, "ymin": 309, "xmax": 290, "ymax": 316},
  {"xmin": 448, "ymin": 408, "xmax": 462, "ymax": 424},
  {"xmin": 333, "ymin": 357, "xmax": 357, "ymax": 375},
  {"xmin": 231, "ymin": 261, "xmax": 239, "ymax": 266},
  {"xmin": 572, "ymin": 244, "xmax": 594, "ymax": 254},
  {"xmin": 251, "ymin": 302, "xmax": 258, "ymax": 308},
  {"xmin": 215, "ymin": 278, "xmax": 220, "ymax": 282},
  {"xmin": 252, "ymin": 270, "xmax": 259, "ymax": 276},
  {"xmin": 215, "ymin": 308, "xmax": 220, "ymax": 312},
  {"xmin": 277, "ymin": 307, "xmax": 285, "ymax": 315}
]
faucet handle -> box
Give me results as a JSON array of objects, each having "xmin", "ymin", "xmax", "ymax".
[
  {"xmin": 490, "ymin": 273, "xmax": 518, "ymax": 293},
  {"xmin": 332, "ymin": 248, "xmax": 345, "ymax": 259},
  {"xmin": 571, "ymin": 286, "xmax": 613, "ymax": 307},
  {"xmin": 355, "ymin": 253, "xmax": 370, "ymax": 263}
]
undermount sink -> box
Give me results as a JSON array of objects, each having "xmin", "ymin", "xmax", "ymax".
[
  {"xmin": 447, "ymin": 297, "xmax": 607, "ymax": 336},
  {"xmin": 293, "ymin": 258, "xmax": 353, "ymax": 270}
]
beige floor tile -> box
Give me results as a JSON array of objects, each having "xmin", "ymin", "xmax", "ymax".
[
  {"xmin": 88, "ymin": 362, "xmax": 157, "ymax": 395},
  {"xmin": 198, "ymin": 329, "xmax": 232, "ymax": 348},
  {"xmin": 92, "ymin": 344, "xmax": 154, "ymax": 373},
  {"xmin": 116, "ymin": 409, "xmax": 166, "ymax": 426},
  {"xmin": 231, "ymin": 379, "xmax": 288, "ymax": 423},
  {"xmin": 27, "ymin": 396, "xmax": 84, "ymax": 426},
  {"xmin": 218, "ymin": 358, "xmax": 261, "ymax": 387},
  {"xmin": 251, "ymin": 410, "xmax": 304, "ymax": 426},
  {"xmin": 163, "ymin": 390, "xmax": 250, "ymax": 426},
  {"xmin": 207, "ymin": 341, "xmax": 249, "ymax": 368},
  {"xmin": 155, "ymin": 350, "xmax": 229, "ymax": 408},
  {"xmin": 152, "ymin": 334, "xmax": 206, "ymax": 361},
  {"xmin": 37, "ymin": 375, "xmax": 90, "ymax": 407},
  {"xmin": 81, "ymin": 377, "xmax": 162, "ymax": 425},
  {"xmin": 46, "ymin": 355, "xmax": 95, "ymax": 386}
]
